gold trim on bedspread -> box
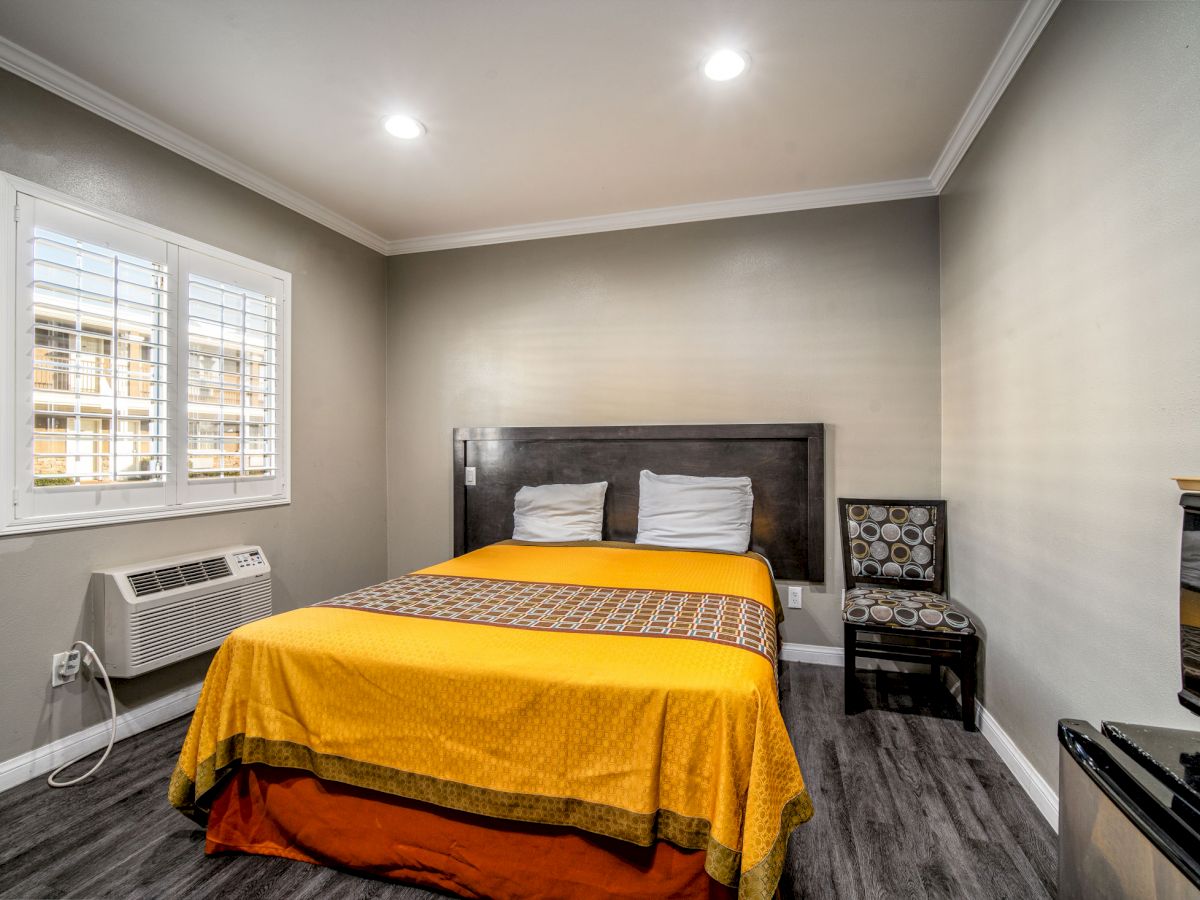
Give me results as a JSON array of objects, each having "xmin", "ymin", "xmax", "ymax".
[{"xmin": 169, "ymin": 541, "xmax": 812, "ymax": 899}]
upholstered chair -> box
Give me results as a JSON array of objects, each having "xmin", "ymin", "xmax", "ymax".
[{"xmin": 839, "ymin": 498, "xmax": 978, "ymax": 731}]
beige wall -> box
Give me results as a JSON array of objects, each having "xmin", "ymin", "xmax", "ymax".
[
  {"xmin": 0, "ymin": 71, "xmax": 389, "ymax": 762},
  {"xmin": 940, "ymin": 1, "xmax": 1200, "ymax": 788},
  {"xmin": 385, "ymin": 199, "xmax": 943, "ymax": 645}
]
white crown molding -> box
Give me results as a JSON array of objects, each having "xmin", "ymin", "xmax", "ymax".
[
  {"xmin": 0, "ymin": 36, "xmax": 390, "ymax": 255},
  {"xmin": 929, "ymin": 0, "xmax": 1062, "ymax": 191},
  {"xmin": 0, "ymin": 0, "xmax": 1058, "ymax": 257},
  {"xmin": 0, "ymin": 681, "xmax": 201, "ymax": 793},
  {"xmin": 383, "ymin": 178, "xmax": 937, "ymax": 254},
  {"xmin": 381, "ymin": 0, "xmax": 1060, "ymax": 255}
]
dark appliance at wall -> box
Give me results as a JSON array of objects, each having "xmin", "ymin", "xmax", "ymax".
[{"xmin": 1057, "ymin": 492, "xmax": 1200, "ymax": 899}]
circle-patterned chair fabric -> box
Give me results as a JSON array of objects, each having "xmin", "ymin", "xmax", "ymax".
[
  {"xmin": 845, "ymin": 503, "xmax": 938, "ymax": 582},
  {"xmin": 842, "ymin": 587, "xmax": 975, "ymax": 634}
]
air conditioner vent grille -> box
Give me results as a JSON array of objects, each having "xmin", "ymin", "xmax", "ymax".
[
  {"xmin": 128, "ymin": 580, "xmax": 272, "ymax": 668},
  {"xmin": 127, "ymin": 555, "xmax": 232, "ymax": 597}
]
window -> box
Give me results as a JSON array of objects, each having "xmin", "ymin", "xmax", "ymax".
[
  {"xmin": 177, "ymin": 249, "xmax": 285, "ymax": 508},
  {"xmin": 1, "ymin": 174, "xmax": 290, "ymax": 533},
  {"xmin": 30, "ymin": 216, "xmax": 170, "ymax": 490}
]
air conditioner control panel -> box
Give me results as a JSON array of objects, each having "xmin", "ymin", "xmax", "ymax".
[{"xmin": 234, "ymin": 549, "xmax": 266, "ymax": 570}]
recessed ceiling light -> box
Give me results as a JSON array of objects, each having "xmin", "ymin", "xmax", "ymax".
[
  {"xmin": 703, "ymin": 49, "xmax": 748, "ymax": 82},
  {"xmin": 383, "ymin": 114, "xmax": 426, "ymax": 140}
]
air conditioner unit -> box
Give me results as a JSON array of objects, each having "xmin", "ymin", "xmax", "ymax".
[{"xmin": 92, "ymin": 545, "xmax": 273, "ymax": 678}]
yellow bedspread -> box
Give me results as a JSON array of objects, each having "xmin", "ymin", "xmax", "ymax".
[{"xmin": 169, "ymin": 541, "xmax": 813, "ymax": 898}]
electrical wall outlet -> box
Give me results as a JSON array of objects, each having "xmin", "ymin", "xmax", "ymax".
[
  {"xmin": 464, "ymin": 466, "xmax": 477, "ymax": 486},
  {"xmin": 787, "ymin": 586, "xmax": 803, "ymax": 609},
  {"xmin": 51, "ymin": 649, "xmax": 81, "ymax": 687}
]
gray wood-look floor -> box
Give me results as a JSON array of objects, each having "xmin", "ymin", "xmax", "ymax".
[{"xmin": 0, "ymin": 663, "xmax": 1056, "ymax": 899}]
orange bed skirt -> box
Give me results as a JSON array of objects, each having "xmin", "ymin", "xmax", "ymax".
[{"xmin": 207, "ymin": 765, "xmax": 739, "ymax": 899}]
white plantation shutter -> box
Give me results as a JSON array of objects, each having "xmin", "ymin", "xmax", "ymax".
[
  {"xmin": 13, "ymin": 195, "xmax": 175, "ymax": 521},
  {"xmin": 3, "ymin": 178, "xmax": 290, "ymax": 533},
  {"xmin": 178, "ymin": 248, "xmax": 286, "ymax": 506},
  {"xmin": 31, "ymin": 227, "xmax": 171, "ymax": 483},
  {"xmin": 185, "ymin": 274, "xmax": 278, "ymax": 478}
]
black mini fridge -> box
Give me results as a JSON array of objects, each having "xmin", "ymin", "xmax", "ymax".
[
  {"xmin": 1058, "ymin": 720, "xmax": 1200, "ymax": 899},
  {"xmin": 1056, "ymin": 494, "xmax": 1200, "ymax": 899}
]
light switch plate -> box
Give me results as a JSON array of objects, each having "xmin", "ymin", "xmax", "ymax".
[
  {"xmin": 464, "ymin": 467, "xmax": 477, "ymax": 486},
  {"xmin": 787, "ymin": 586, "xmax": 803, "ymax": 609}
]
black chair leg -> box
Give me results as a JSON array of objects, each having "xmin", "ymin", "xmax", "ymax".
[
  {"xmin": 843, "ymin": 622, "xmax": 858, "ymax": 714},
  {"xmin": 958, "ymin": 635, "xmax": 978, "ymax": 732}
]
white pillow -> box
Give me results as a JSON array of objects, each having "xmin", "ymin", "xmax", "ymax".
[
  {"xmin": 635, "ymin": 470, "xmax": 754, "ymax": 553},
  {"xmin": 512, "ymin": 482, "xmax": 608, "ymax": 542}
]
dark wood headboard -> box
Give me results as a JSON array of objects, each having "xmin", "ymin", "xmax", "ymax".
[{"xmin": 452, "ymin": 424, "xmax": 825, "ymax": 582}]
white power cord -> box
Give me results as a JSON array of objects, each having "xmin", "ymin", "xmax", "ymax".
[{"xmin": 47, "ymin": 640, "xmax": 117, "ymax": 789}]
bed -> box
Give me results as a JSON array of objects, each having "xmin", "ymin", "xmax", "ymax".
[{"xmin": 170, "ymin": 424, "xmax": 825, "ymax": 899}]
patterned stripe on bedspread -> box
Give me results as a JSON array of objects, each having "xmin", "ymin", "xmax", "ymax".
[{"xmin": 315, "ymin": 574, "xmax": 776, "ymax": 664}]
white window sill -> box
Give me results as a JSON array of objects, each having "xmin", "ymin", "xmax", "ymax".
[{"xmin": 1, "ymin": 496, "xmax": 291, "ymax": 536}]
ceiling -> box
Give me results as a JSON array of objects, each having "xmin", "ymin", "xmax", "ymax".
[{"xmin": 0, "ymin": 0, "xmax": 1043, "ymax": 253}]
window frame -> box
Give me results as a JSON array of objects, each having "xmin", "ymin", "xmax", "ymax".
[{"xmin": 0, "ymin": 171, "xmax": 292, "ymax": 535}]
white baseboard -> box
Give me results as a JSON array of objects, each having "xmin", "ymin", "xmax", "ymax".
[
  {"xmin": 786, "ymin": 642, "xmax": 1059, "ymax": 831},
  {"xmin": 780, "ymin": 642, "xmax": 908, "ymax": 672},
  {"xmin": 780, "ymin": 641, "xmax": 845, "ymax": 666},
  {"xmin": 977, "ymin": 703, "xmax": 1059, "ymax": 829},
  {"xmin": 0, "ymin": 681, "xmax": 201, "ymax": 794},
  {"xmin": 939, "ymin": 668, "xmax": 1057, "ymax": 828}
]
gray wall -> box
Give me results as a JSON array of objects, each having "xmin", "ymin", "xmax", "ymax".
[
  {"xmin": 0, "ymin": 70, "xmax": 389, "ymax": 762},
  {"xmin": 940, "ymin": 1, "xmax": 1200, "ymax": 788},
  {"xmin": 14, "ymin": 0, "xmax": 1191, "ymax": 805},
  {"xmin": 385, "ymin": 199, "xmax": 943, "ymax": 646}
]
